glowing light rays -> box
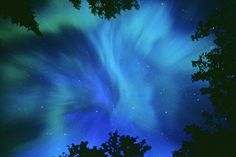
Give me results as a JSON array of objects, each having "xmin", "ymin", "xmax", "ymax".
[{"xmin": 0, "ymin": 1, "xmax": 214, "ymax": 157}]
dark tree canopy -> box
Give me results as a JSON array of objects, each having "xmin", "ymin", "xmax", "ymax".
[
  {"xmin": 101, "ymin": 131, "xmax": 151, "ymax": 157},
  {"xmin": 0, "ymin": 0, "xmax": 41, "ymax": 35},
  {"xmin": 69, "ymin": 0, "xmax": 82, "ymax": 10},
  {"xmin": 58, "ymin": 131, "xmax": 151, "ymax": 157},
  {"xmin": 191, "ymin": 1, "xmax": 236, "ymax": 124},
  {"xmin": 59, "ymin": 142, "xmax": 106, "ymax": 157},
  {"xmin": 0, "ymin": 0, "xmax": 140, "ymax": 35},
  {"xmin": 87, "ymin": 0, "xmax": 139, "ymax": 19},
  {"xmin": 69, "ymin": 0, "xmax": 140, "ymax": 19},
  {"xmin": 173, "ymin": 1, "xmax": 236, "ymax": 157},
  {"xmin": 173, "ymin": 124, "xmax": 236, "ymax": 157}
]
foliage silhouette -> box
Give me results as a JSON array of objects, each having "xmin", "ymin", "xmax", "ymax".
[
  {"xmin": 0, "ymin": 0, "xmax": 41, "ymax": 35},
  {"xmin": 191, "ymin": 2, "xmax": 236, "ymax": 124},
  {"xmin": 69, "ymin": 0, "xmax": 82, "ymax": 10},
  {"xmin": 0, "ymin": 0, "xmax": 139, "ymax": 35},
  {"xmin": 58, "ymin": 131, "xmax": 151, "ymax": 157},
  {"xmin": 173, "ymin": 1, "xmax": 236, "ymax": 157},
  {"xmin": 102, "ymin": 131, "xmax": 151, "ymax": 157},
  {"xmin": 59, "ymin": 142, "xmax": 106, "ymax": 157},
  {"xmin": 173, "ymin": 124, "xmax": 235, "ymax": 157},
  {"xmin": 86, "ymin": 0, "xmax": 139, "ymax": 20}
]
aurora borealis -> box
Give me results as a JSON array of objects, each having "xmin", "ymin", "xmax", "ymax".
[{"xmin": 0, "ymin": 1, "xmax": 217, "ymax": 157}]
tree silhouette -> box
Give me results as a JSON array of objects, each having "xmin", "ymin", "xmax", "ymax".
[
  {"xmin": 58, "ymin": 131, "xmax": 151, "ymax": 157},
  {"xmin": 0, "ymin": 0, "xmax": 41, "ymax": 35},
  {"xmin": 0, "ymin": 0, "xmax": 140, "ymax": 35},
  {"xmin": 86, "ymin": 0, "xmax": 139, "ymax": 20},
  {"xmin": 69, "ymin": 0, "xmax": 82, "ymax": 10},
  {"xmin": 59, "ymin": 142, "xmax": 106, "ymax": 157},
  {"xmin": 173, "ymin": 1, "xmax": 236, "ymax": 157},
  {"xmin": 191, "ymin": 1, "xmax": 236, "ymax": 124},
  {"xmin": 102, "ymin": 131, "xmax": 151, "ymax": 157},
  {"xmin": 173, "ymin": 124, "xmax": 236, "ymax": 157}
]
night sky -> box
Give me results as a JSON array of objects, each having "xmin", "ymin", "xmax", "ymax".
[{"xmin": 0, "ymin": 0, "xmax": 219, "ymax": 157}]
